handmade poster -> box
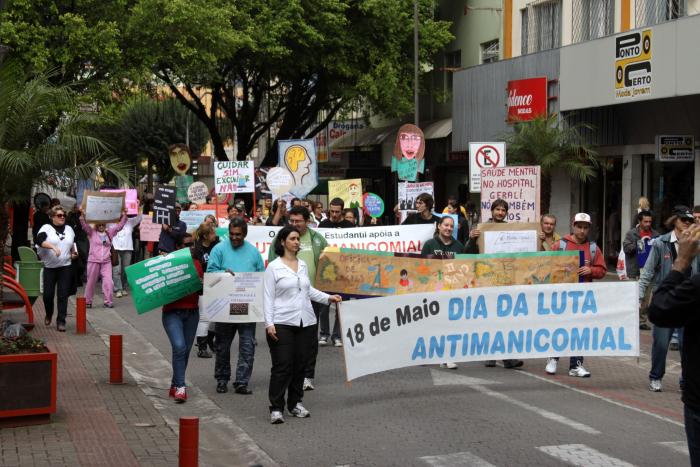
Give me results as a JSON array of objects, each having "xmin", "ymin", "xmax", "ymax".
[
  {"xmin": 278, "ymin": 139, "xmax": 318, "ymax": 198},
  {"xmin": 339, "ymin": 281, "xmax": 639, "ymax": 380},
  {"xmin": 201, "ymin": 272, "xmax": 264, "ymax": 323},
  {"xmin": 175, "ymin": 175, "xmax": 194, "ymax": 204},
  {"xmin": 214, "ymin": 161, "xmax": 254, "ymax": 194},
  {"xmin": 179, "ymin": 210, "xmax": 215, "ymax": 233},
  {"xmin": 265, "ymin": 167, "xmax": 294, "ymax": 199},
  {"xmin": 391, "ymin": 123, "xmax": 426, "ymax": 182},
  {"xmin": 398, "ymin": 182, "xmax": 434, "ymax": 210},
  {"xmin": 169, "ymin": 144, "xmax": 192, "ymax": 175},
  {"xmin": 100, "ymin": 189, "xmax": 138, "ymax": 215},
  {"xmin": 480, "ymin": 165, "xmax": 541, "ymax": 222},
  {"xmin": 138, "ymin": 216, "xmax": 162, "ymax": 242},
  {"xmin": 82, "ymin": 191, "xmax": 125, "ymax": 223},
  {"xmin": 125, "ymin": 248, "xmax": 202, "ymax": 314},
  {"xmin": 328, "ymin": 179, "xmax": 363, "ymax": 209},
  {"xmin": 187, "ymin": 181, "xmax": 209, "ymax": 205},
  {"xmin": 315, "ymin": 249, "xmax": 580, "ymax": 297},
  {"xmin": 152, "ymin": 186, "xmax": 177, "ymax": 225},
  {"xmin": 363, "ymin": 193, "xmax": 384, "ymax": 218},
  {"xmin": 477, "ymin": 222, "xmax": 541, "ymax": 254},
  {"xmin": 254, "ymin": 167, "xmax": 273, "ymax": 200}
]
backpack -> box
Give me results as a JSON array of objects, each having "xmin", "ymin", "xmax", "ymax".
[{"xmin": 559, "ymin": 239, "xmax": 597, "ymax": 261}]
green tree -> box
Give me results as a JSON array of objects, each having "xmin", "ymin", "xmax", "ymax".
[
  {"xmin": 503, "ymin": 114, "xmax": 600, "ymax": 214},
  {"xmin": 0, "ymin": 59, "xmax": 129, "ymax": 311}
]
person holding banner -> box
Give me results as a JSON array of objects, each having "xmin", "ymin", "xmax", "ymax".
[
  {"xmin": 80, "ymin": 208, "xmax": 128, "ymax": 309},
  {"xmin": 207, "ymin": 218, "xmax": 265, "ymax": 395},
  {"xmin": 264, "ymin": 226, "xmax": 342, "ymax": 424},
  {"xmin": 539, "ymin": 214, "xmax": 562, "ymax": 251},
  {"xmin": 266, "ymin": 199, "xmax": 289, "ymax": 226},
  {"xmin": 158, "ymin": 204, "xmax": 187, "ymax": 254},
  {"xmin": 401, "ymin": 193, "xmax": 440, "ymax": 225}
]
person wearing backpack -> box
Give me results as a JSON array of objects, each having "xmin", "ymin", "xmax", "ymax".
[{"xmin": 546, "ymin": 213, "xmax": 607, "ymax": 378}]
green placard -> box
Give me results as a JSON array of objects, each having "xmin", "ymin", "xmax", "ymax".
[
  {"xmin": 175, "ymin": 175, "xmax": 194, "ymax": 204},
  {"xmin": 125, "ymin": 248, "xmax": 201, "ymax": 314}
]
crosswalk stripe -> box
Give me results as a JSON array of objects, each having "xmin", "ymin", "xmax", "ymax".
[
  {"xmin": 419, "ymin": 451, "xmax": 497, "ymax": 467},
  {"xmin": 537, "ymin": 444, "xmax": 636, "ymax": 466},
  {"xmin": 658, "ymin": 441, "xmax": 689, "ymax": 456}
]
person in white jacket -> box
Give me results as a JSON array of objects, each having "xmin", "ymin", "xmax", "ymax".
[{"xmin": 110, "ymin": 212, "xmax": 142, "ymax": 298}]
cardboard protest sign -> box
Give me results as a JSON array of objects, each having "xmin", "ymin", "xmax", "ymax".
[
  {"xmin": 201, "ymin": 272, "xmax": 264, "ymax": 323},
  {"xmin": 187, "ymin": 181, "xmax": 209, "ymax": 205},
  {"xmin": 175, "ymin": 175, "xmax": 194, "ymax": 204},
  {"xmin": 398, "ymin": 182, "xmax": 434, "ymax": 210},
  {"xmin": 339, "ymin": 281, "xmax": 639, "ymax": 380},
  {"xmin": 316, "ymin": 249, "xmax": 579, "ymax": 297},
  {"xmin": 169, "ymin": 144, "xmax": 192, "ymax": 175},
  {"xmin": 278, "ymin": 139, "xmax": 318, "ymax": 198},
  {"xmin": 101, "ymin": 189, "xmax": 138, "ymax": 215},
  {"xmin": 138, "ymin": 216, "xmax": 162, "ymax": 242},
  {"xmin": 480, "ymin": 165, "xmax": 540, "ymax": 222},
  {"xmin": 125, "ymin": 248, "xmax": 202, "ymax": 314},
  {"xmin": 477, "ymin": 222, "xmax": 542, "ymax": 254},
  {"xmin": 82, "ymin": 191, "xmax": 125, "ymax": 223},
  {"xmin": 152, "ymin": 186, "xmax": 177, "ymax": 225},
  {"xmin": 265, "ymin": 167, "xmax": 294, "ymax": 200},
  {"xmin": 391, "ymin": 124, "xmax": 425, "ymax": 182},
  {"xmin": 328, "ymin": 179, "xmax": 363, "ymax": 209},
  {"xmin": 214, "ymin": 161, "xmax": 254, "ymax": 194},
  {"xmin": 179, "ymin": 210, "xmax": 215, "ymax": 233},
  {"xmin": 362, "ymin": 193, "xmax": 384, "ymax": 218}
]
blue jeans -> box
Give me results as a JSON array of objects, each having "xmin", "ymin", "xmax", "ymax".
[
  {"xmin": 214, "ymin": 323, "xmax": 256, "ymax": 386},
  {"xmin": 162, "ymin": 309, "xmax": 199, "ymax": 388},
  {"xmin": 319, "ymin": 302, "xmax": 339, "ymax": 339},
  {"xmin": 650, "ymin": 326, "xmax": 684, "ymax": 381},
  {"xmin": 685, "ymin": 404, "xmax": 700, "ymax": 466}
]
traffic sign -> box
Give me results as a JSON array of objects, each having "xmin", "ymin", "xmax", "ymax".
[{"xmin": 469, "ymin": 142, "xmax": 506, "ymax": 193}]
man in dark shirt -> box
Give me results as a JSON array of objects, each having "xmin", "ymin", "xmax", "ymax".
[
  {"xmin": 158, "ymin": 203, "xmax": 187, "ymax": 254},
  {"xmin": 318, "ymin": 198, "xmax": 354, "ymax": 229},
  {"xmin": 266, "ymin": 199, "xmax": 289, "ymax": 226},
  {"xmin": 32, "ymin": 201, "xmax": 51, "ymax": 238},
  {"xmin": 401, "ymin": 193, "xmax": 441, "ymax": 225},
  {"xmin": 649, "ymin": 223, "xmax": 700, "ymax": 466}
]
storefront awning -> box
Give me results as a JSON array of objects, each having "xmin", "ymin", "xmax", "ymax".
[
  {"xmin": 330, "ymin": 124, "xmax": 402, "ymax": 151},
  {"xmin": 422, "ymin": 118, "xmax": 452, "ymax": 140}
]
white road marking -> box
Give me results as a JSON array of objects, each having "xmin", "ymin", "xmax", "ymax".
[
  {"xmin": 431, "ymin": 370, "xmax": 501, "ymax": 387},
  {"xmin": 658, "ymin": 441, "xmax": 689, "ymax": 456},
  {"xmin": 537, "ymin": 444, "xmax": 636, "ymax": 466},
  {"xmin": 419, "ymin": 451, "xmax": 497, "ymax": 467},
  {"xmin": 430, "ymin": 370, "xmax": 600, "ymax": 435},
  {"xmin": 518, "ymin": 370, "xmax": 685, "ymax": 428}
]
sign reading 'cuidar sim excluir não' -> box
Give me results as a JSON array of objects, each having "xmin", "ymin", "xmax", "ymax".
[{"xmin": 506, "ymin": 77, "xmax": 548, "ymax": 123}]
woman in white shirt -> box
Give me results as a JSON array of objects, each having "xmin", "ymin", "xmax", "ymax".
[
  {"xmin": 35, "ymin": 205, "xmax": 78, "ymax": 331},
  {"xmin": 264, "ymin": 225, "xmax": 341, "ymax": 424}
]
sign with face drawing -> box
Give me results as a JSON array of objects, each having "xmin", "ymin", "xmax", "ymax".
[
  {"xmin": 278, "ymin": 139, "xmax": 318, "ymax": 198},
  {"xmin": 391, "ymin": 124, "xmax": 425, "ymax": 182}
]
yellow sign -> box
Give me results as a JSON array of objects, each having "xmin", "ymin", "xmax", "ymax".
[
  {"xmin": 328, "ymin": 178, "xmax": 363, "ymax": 209},
  {"xmin": 615, "ymin": 29, "xmax": 652, "ymax": 99}
]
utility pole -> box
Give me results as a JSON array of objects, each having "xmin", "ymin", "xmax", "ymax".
[{"xmin": 414, "ymin": 0, "xmax": 419, "ymax": 126}]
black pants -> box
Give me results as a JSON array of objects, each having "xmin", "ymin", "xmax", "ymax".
[
  {"xmin": 305, "ymin": 302, "xmax": 323, "ymax": 379},
  {"xmin": 43, "ymin": 266, "xmax": 72, "ymax": 326},
  {"xmin": 267, "ymin": 323, "xmax": 315, "ymax": 413}
]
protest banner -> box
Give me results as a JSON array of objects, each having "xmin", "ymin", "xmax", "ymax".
[
  {"xmin": 477, "ymin": 222, "xmax": 542, "ymax": 254},
  {"xmin": 391, "ymin": 124, "xmax": 425, "ymax": 182},
  {"xmin": 169, "ymin": 144, "xmax": 192, "ymax": 175},
  {"xmin": 480, "ymin": 165, "xmax": 540, "ymax": 222},
  {"xmin": 101, "ymin": 188, "xmax": 138, "ymax": 215},
  {"xmin": 278, "ymin": 139, "xmax": 318, "ymax": 198},
  {"xmin": 179, "ymin": 210, "xmax": 215, "ymax": 233},
  {"xmin": 214, "ymin": 161, "xmax": 255, "ymax": 194},
  {"xmin": 152, "ymin": 186, "xmax": 177, "ymax": 225},
  {"xmin": 362, "ymin": 193, "xmax": 384, "ymax": 218},
  {"xmin": 201, "ymin": 272, "xmax": 264, "ymax": 323},
  {"xmin": 328, "ymin": 179, "xmax": 363, "ymax": 209},
  {"xmin": 398, "ymin": 182, "xmax": 434, "ymax": 210},
  {"xmin": 255, "ymin": 167, "xmax": 273, "ymax": 200},
  {"xmin": 138, "ymin": 216, "xmax": 162, "ymax": 242},
  {"xmin": 187, "ymin": 181, "xmax": 209, "ymax": 205},
  {"xmin": 125, "ymin": 248, "xmax": 202, "ymax": 314},
  {"xmin": 316, "ymin": 249, "xmax": 579, "ymax": 297},
  {"xmin": 175, "ymin": 175, "xmax": 194, "ymax": 203},
  {"xmin": 339, "ymin": 281, "xmax": 639, "ymax": 380},
  {"xmin": 82, "ymin": 191, "xmax": 125, "ymax": 223},
  {"xmin": 265, "ymin": 167, "xmax": 294, "ymax": 199}
]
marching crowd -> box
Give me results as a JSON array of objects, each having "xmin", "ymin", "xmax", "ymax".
[{"xmin": 29, "ymin": 192, "xmax": 700, "ymax": 436}]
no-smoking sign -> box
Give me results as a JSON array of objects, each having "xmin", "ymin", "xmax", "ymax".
[{"xmin": 469, "ymin": 142, "xmax": 506, "ymax": 193}]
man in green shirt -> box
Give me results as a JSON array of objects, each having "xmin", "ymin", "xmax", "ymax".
[{"xmin": 269, "ymin": 206, "xmax": 328, "ymax": 390}]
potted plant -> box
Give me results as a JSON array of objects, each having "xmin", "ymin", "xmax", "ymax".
[{"xmin": 0, "ymin": 332, "xmax": 57, "ymax": 426}]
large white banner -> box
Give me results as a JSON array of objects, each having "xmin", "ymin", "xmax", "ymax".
[
  {"xmin": 217, "ymin": 224, "xmax": 436, "ymax": 264},
  {"xmin": 339, "ymin": 281, "xmax": 639, "ymax": 381}
]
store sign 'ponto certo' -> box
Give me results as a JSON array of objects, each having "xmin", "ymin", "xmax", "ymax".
[{"xmin": 615, "ymin": 29, "xmax": 652, "ymax": 100}]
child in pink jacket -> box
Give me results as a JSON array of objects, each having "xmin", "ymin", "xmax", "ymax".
[{"xmin": 80, "ymin": 209, "xmax": 127, "ymax": 308}]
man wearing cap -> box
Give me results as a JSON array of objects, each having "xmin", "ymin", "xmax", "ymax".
[
  {"xmin": 158, "ymin": 203, "xmax": 187, "ymax": 254},
  {"xmin": 640, "ymin": 205, "xmax": 700, "ymax": 392},
  {"xmin": 546, "ymin": 213, "xmax": 607, "ymax": 378},
  {"xmin": 623, "ymin": 210, "xmax": 659, "ymax": 330}
]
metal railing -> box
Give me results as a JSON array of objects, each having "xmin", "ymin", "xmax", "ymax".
[
  {"xmin": 635, "ymin": 0, "xmax": 686, "ymax": 27},
  {"xmin": 572, "ymin": 0, "xmax": 615, "ymax": 43},
  {"xmin": 521, "ymin": 0, "xmax": 562, "ymax": 55}
]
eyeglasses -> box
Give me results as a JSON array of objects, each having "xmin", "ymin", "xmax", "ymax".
[
  {"xmin": 680, "ymin": 218, "xmax": 693, "ymax": 224},
  {"xmin": 399, "ymin": 133, "xmax": 421, "ymax": 143},
  {"xmin": 54, "ymin": 214, "xmax": 65, "ymax": 218}
]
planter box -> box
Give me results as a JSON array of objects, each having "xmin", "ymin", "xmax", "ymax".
[{"xmin": 0, "ymin": 350, "xmax": 57, "ymax": 425}]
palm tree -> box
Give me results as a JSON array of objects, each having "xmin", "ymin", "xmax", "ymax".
[
  {"xmin": 0, "ymin": 59, "xmax": 130, "ymax": 312},
  {"xmin": 503, "ymin": 114, "xmax": 600, "ymax": 214}
]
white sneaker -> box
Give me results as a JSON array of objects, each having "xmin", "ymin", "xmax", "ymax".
[
  {"xmin": 649, "ymin": 379, "xmax": 662, "ymax": 392},
  {"xmin": 568, "ymin": 363, "xmax": 591, "ymax": 378},
  {"xmin": 333, "ymin": 338, "xmax": 343, "ymax": 347},
  {"xmin": 303, "ymin": 378, "xmax": 314, "ymax": 391},
  {"xmin": 545, "ymin": 358, "xmax": 558, "ymax": 375},
  {"xmin": 115, "ymin": 291, "xmax": 123, "ymax": 298},
  {"xmin": 440, "ymin": 362, "xmax": 458, "ymax": 369},
  {"xmin": 318, "ymin": 336, "xmax": 329, "ymax": 346},
  {"xmin": 121, "ymin": 290, "xmax": 128, "ymax": 296},
  {"xmin": 290, "ymin": 402, "xmax": 310, "ymax": 418},
  {"xmin": 270, "ymin": 410, "xmax": 285, "ymax": 424}
]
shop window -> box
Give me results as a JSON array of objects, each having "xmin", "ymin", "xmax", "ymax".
[
  {"xmin": 520, "ymin": 0, "xmax": 562, "ymax": 55},
  {"xmin": 635, "ymin": 0, "xmax": 686, "ymax": 27},
  {"xmin": 644, "ymin": 154, "xmax": 695, "ymax": 233},
  {"xmin": 572, "ymin": 0, "xmax": 615, "ymax": 43},
  {"xmin": 480, "ymin": 40, "xmax": 499, "ymax": 64}
]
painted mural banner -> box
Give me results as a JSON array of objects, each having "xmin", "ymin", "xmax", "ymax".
[
  {"xmin": 339, "ymin": 281, "xmax": 639, "ymax": 380},
  {"xmin": 125, "ymin": 248, "xmax": 202, "ymax": 314},
  {"xmin": 315, "ymin": 249, "xmax": 580, "ymax": 297},
  {"xmin": 480, "ymin": 165, "xmax": 541, "ymax": 222}
]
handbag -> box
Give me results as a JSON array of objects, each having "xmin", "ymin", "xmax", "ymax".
[{"xmin": 107, "ymin": 232, "xmax": 119, "ymax": 267}]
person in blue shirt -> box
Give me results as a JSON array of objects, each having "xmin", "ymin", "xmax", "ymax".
[{"xmin": 207, "ymin": 217, "xmax": 265, "ymax": 395}]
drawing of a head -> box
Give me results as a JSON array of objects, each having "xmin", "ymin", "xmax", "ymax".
[
  {"xmin": 169, "ymin": 144, "xmax": 191, "ymax": 175},
  {"xmin": 393, "ymin": 124, "xmax": 425, "ymax": 161},
  {"xmin": 348, "ymin": 183, "xmax": 360, "ymax": 200},
  {"xmin": 283, "ymin": 144, "xmax": 311, "ymax": 185}
]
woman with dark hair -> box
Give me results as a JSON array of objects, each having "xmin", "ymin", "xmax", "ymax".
[
  {"xmin": 192, "ymin": 222, "xmax": 219, "ymax": 358},
  {"xmin": 263, "ymin": 226, "xmax": 342, "ymax": 424}
]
